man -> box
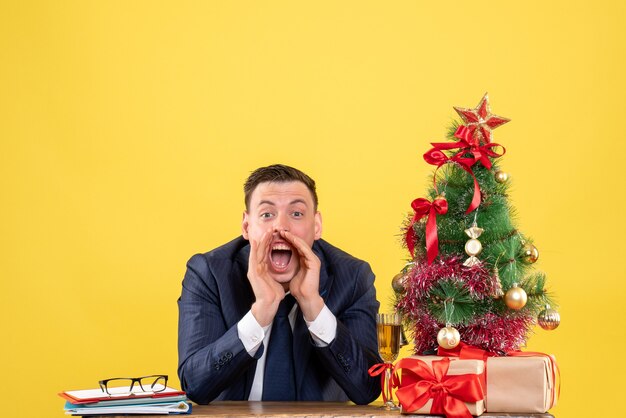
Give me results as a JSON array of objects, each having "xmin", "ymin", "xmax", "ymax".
[{"xmin": 177, "ymin": 164, "xmax": 381, "ymax": 404}]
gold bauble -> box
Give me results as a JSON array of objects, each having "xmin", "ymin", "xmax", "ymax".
[
  {"xmin": 538, "ymin": 305, "xmax": 561, "ymax": 330},
  {"xmin": 464, "ymin": 238, "xmax": 483, "ymax": 257},
  {"xmin": 437, "ymin": 325, "xmax": 460, "ymax": 349},
  {"xmin": 521, "ymin": 243, "xmax": 539, "ymax": 264},
  {"xmin": 494, "ymin": 170, "xmax": 509, "ymax": 183},
  {"xmin": 392, "ymin": 273, "xmax": 406, "ymax": 294},
  {"xmin": 504, "ymin": 283, "xmax": 528, "ymax": 310}
]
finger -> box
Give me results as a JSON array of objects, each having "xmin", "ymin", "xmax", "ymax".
[
  {"xmin": 281, "ymin": 230, "xmax": 309, "ymax": 254},
  {"xmin": 249, "ymin": 237, "xmax": 258, "ymax": 268},
  {"xmin": 256, "ymin": 230, "xmax": 271, "ymax": 264},
  {"xmin": 281, "ymin": 231, "xmax": 316, "ymax": 262}
]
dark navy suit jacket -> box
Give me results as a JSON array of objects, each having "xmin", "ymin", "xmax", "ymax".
[{"xmin": 177, "ymin": 236, "xmax": 381, "ymax": 404}]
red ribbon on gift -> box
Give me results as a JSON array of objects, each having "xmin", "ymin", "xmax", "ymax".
[
  {"xmin": 405, "ymin": 196, "xmax": 448, "ymax": 264},
  {"xmin": 394, "ymin": 357, "xmax": 484, "ymax": 418},
  {"xmin": 368, "ymin": 362, "xmax": 398, "ymax": 404},
  {"xmin": 437, "ymin": 341, "xmax": 494, "ymax": 361},
  {"xmin": 423, "ymin": 125, "xmax": 506, "ymax": 214},
  {"xmin": 437, "ymin": 342, "xmax": 494, "ymax": 390}
]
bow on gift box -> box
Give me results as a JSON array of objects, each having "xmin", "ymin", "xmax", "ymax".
[
  {"xmin": 405, "ymin": 196, "xmax": 448, "ymax": 264},
  {"xmin": 394, "ymin": 357, "xmax": 484, "ymax": 418},
  {"xmin": 423, "ymin": 125, "xmax": 506, "ymax": 215}
]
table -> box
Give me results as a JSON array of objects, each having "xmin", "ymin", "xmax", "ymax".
[{"xmin": 89, "ymin": 401, "xmax": 555, "ymax": 417}]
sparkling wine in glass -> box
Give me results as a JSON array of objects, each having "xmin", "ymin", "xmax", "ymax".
[{"xmin": 376, "ymin": 313, "xmax": 401, "ymax": 410}]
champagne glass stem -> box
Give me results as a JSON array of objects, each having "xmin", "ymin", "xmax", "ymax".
[
  {"xmin": 383, "ymin": 364, "xmax": 396, "ymax": 410},
  {"xmin": 385, "ymin": 368, "xmax": 393, "ymax": 403}
]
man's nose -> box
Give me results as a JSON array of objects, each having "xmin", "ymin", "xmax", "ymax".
[{"xmin": 272, "ymin": 213, "xmax": 290, "ymax": 232}]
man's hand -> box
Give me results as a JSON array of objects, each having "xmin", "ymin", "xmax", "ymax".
[
  {"xmin": 248, "ymin": 230, "xmax": 286, "ymax": 327},
  {"xmin": 281, "ymin": 230, "xmax": 324, "ymax": 322}
]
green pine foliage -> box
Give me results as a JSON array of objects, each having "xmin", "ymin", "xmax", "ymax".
[{"xmin": 426, "ymin": 279, "xmax": 491, "ymax": 325}]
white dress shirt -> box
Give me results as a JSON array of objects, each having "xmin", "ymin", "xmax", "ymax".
[{"xmin": 236, "ymin": 301, "xmax": 337, "ymax": 400}]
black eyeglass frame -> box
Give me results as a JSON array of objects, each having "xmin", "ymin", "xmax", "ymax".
[{"xmin": 98, "ymin": 374, "xmax": 168, "ymax": 396}]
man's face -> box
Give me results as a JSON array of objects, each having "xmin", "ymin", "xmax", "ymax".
[{"xmin": 242, "ymin": 181, "xmax": 322, "ymax": 284}]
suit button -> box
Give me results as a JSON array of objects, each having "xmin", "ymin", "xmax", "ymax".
[{"xmin": 226, "ymin": 352, "xmax": 233, "ymax": 359}]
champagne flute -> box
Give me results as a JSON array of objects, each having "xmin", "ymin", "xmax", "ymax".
[{"xmin": 376, "ymin": 312, "xmax": 401, "ymax": 410}]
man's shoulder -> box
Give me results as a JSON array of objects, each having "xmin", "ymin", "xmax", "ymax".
[
  {"xmin": 187, "ymin": 236, "xmax": 249, "ymax": 272},
  {"xmin": 315, "ymin": 239, "xmax": 370, "ymax": 269},
  {"xmin": 203, "ymin": 236, "xmax": 249, "ymax": 260}
]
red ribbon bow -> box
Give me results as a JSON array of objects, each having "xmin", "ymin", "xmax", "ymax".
[
  {"xmin": 394, "ymin": 357, "xmax": 484, "ymax": 418},
  {"xmin": 368, "ymin": 363, "xmax": 398, "ymax": 404},
  {"xmin": 428, "ymin": 125, "xmax": 506, "ymax": 169},
  {"xmin": 406, "ymin": 196, "xmax": 448, "ymax": 264},
  {"xmin": 423, "ymin": 125, "xmax": 506, "ymax": 214}
]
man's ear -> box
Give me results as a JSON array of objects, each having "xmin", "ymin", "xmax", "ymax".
[
  {"xmin": 314, "ymin": 211, "xmax": 322, "ymax": 240},
  {"xmin": 242, "ymin": 211, "xmax": 250, "ymax": 239}
]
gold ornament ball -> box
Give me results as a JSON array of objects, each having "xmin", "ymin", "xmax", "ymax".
[
  {"xmin": 464, "ymin": 238, "xmax": 483, "ymax": 257},
  {"xmin": 521, "ymin": 243, "xmax": 539, "ymax": 264},
  {"xmin": 437, "ymin": 326, "xmax": 460, "ymax": 350},
  {"xmin": 504, "ymin": 284, "xmax": 528, "ymax": 310},
  {"xmin": 494, "ymin": 170, "xmax": 509, "ymax": 183},
  {"xmin": 392, "ymin": 273, "xmax": 406, "ymax": 294},
  {"xmin": 538, "ymin": 305, "xmax": 561, "ymax": 330}
]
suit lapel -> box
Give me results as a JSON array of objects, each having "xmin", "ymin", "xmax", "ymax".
[
  {"xmin": 220, "ymin": 243, "xmax": 254, "ymax": 328},
  {"xmin": 216, "ymin": 242, "xmax": 257, "ymax": 399},
  {"xmin": 233, "ymin": 244, "xmax": 258, "ymax": 399}
]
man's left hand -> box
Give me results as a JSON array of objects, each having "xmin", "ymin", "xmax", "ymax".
[{"xmin": 280, "ymin": 230, "xmax": 324, "ymax": 322}]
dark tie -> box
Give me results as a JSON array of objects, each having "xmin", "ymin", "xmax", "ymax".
[{"xmin": 262, "ymin": 294, "xmax": 297, "ymax": 400}]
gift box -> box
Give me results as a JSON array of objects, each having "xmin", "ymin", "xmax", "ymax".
[
  {"xmin": 485, "ymin": 354, "xmax": 558, "ymax": 413},
  {"xmin": 395, "ymin": 356, "xmax": 486, "ymax": 417}
]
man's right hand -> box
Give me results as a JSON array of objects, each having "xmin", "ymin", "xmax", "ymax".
[{"xmin": 248, "ymin": 230, "xmax": 286, "ymax": 327}]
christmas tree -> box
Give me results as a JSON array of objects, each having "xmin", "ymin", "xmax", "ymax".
[{"xmin": 395, "ymin": 94, "xmax": 560, "ymax": 355}]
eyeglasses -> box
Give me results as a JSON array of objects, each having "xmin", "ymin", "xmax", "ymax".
[{"xmin": 99, "ymin": 375, "xmax": 168, "ymax": 396}]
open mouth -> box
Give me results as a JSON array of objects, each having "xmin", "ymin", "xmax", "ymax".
[{"xmin": 270, "ymin": 242, "xmax": 293, "ymax": 271}]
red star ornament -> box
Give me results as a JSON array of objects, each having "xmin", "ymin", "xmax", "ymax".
[{"xmin": 454, "ymin": 93, "xmax": 510, "ymax": 144}]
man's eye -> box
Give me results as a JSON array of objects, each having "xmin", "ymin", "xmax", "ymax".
[
  {"xmin": 260, "ymin": 213, "xmax": 274, "ymax": 219},
  {"xmin": 293, "ymin": 211, "xmax": 303, "ymax": 217}
]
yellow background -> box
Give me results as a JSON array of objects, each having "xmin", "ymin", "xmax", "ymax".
[{"xmin": 1, "ymin": 1, "xmax": 624, "ymax": 416}]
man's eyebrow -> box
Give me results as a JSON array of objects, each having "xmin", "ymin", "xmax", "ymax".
[
  {"xmin": 290, "ymin": 199, "xmax": 308, "ymax": 206},
  {"xmin": 257, "ymin": 199, "xmax": 309, "ymax": 207},
  {"xmin": 257, "ymin": 200, "xmax": 276, "ymax": 207}
]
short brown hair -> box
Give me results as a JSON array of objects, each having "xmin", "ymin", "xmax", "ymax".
[{"xmin": 244, "ymin": 164, "xmax": 318, "ymax": 210}]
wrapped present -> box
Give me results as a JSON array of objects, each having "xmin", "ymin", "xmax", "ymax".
[
  {"xmin": 485, "ymin": 353, "xmax": 558, "ymax": 413},
  {"xmin": 436, "ymin": 344, "xmax": 559, "ymax": 413},
  {"xmin": 394, "ymin": 356, "xmax": 485, "ymax": 418}
]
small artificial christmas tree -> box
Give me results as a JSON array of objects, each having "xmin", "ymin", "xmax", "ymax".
[{"xmin": 395, "ymin": 94, "xmax": 560, "ymax": 355}]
